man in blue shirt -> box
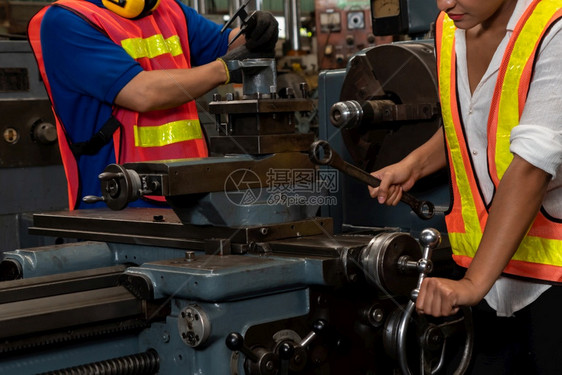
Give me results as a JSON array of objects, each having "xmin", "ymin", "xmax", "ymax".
[{"xmin": 29, "ymin": 0, "xmax": 278, "ymax": 209}]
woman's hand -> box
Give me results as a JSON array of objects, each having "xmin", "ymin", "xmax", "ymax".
[
  {"xmin": 415, "ymin": 277, "xmax": 484, "ymax": 317},
  {"xmin": 369, "ymin": 161, "xmax": 418, "ymax": 205},
  {"xmin": 368, "ymin": 128, "xmax": 447, "ymax": 205}
]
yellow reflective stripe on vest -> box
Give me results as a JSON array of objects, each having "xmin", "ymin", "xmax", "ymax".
[
  {"xmin": 439, "ymin": 15, "xmax": 483, "ymax": 254},
  {"xmin": 495, "ymin": 0, "xmax": 562, "ymax": 180},
  {"xmin": 121, "ymin": 34, "xmax": 182, "ymax": 60},
  {"xmin": 133, "ymin": 119, "xmax": 202, "ymax": 147},
  {"xmin": 516, "ymin": 234, "xmax": 562, "ymax": 266},
  {"xmin": 448, "ymin": 232, "xmax": 483, "ymax": 258}
]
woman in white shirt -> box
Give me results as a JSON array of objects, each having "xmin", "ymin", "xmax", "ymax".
[{"xmin": 369, "ymin": 0, "xmax": 562, "ymax": 373}]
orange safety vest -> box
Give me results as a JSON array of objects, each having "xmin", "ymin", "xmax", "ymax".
[
  {"xmin": 28, "ymin": 0, "xmax": 208, "ymax": 209},
  {"xmin": 436, "ymin": 0, "xmax": 562, "ymax": 283}
]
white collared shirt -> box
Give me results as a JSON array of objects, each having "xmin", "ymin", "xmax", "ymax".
[{"xmin": 453, "ymin": 0, "xmax": 562, "ymax": 316}]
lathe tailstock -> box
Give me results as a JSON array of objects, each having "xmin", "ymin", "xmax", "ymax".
[{"xmin": 0, "ymin": 44, "xmax": 471, "ymax": 374}]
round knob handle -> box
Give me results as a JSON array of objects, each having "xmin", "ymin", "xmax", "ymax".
[
  {"xmin": 312, "ymin": 319, "xmax": 327, "ymax": 334},
  {"xmin": 419, "ymin": 228, "xmax": 441, "ymax": 249},
  {"xmin": 31, "ymin": 120, "xmax": 57, "ymax": 144},
  {"xmin": 278, "ymin": 342, "xmax": 294, "ymax": 360},
  {"xmin": 226, "ymin": 332, "xmax": 244, "ymax": 351},
  {"xmin": 225, "ymin": 332, "xmax": 260, "ymax": 362}
]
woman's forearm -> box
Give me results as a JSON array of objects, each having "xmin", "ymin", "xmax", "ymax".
[
  {"xmin": 404, "ymin": 127, "xmax": 448, "ymax": 180},
  {"xmin": 464, "ymin": 155, "xmax": 551, "ymax": 299}
]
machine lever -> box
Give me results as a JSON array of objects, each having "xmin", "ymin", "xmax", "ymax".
[
  {"xmin": 225, "ymin": 332, "xmax": 260, "ymax": 362},
  {"xmin": 278, "ymin": 342, "xmax": 294, "ymax": 375},
  {"xmin": 82, "ymin": 195, "xmax": 105, "ymax": 203},
  {"xmin": 298, "ymin": 319, "xmax": 327, "ymax": 348},
  {"xmin": 309, "ymin": 140, "xmax": 435, "ymax": 220},
  {"xmin": 98, "ymin": 172, "xmax": 123, "ymax": 180},
  {"xmin": 394, "ymin": 228, "xmax": 473, "ymax": 375}
]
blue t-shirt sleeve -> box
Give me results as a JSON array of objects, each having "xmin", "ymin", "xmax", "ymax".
[
  {"xmin": 41, "ymin": 5, "xmax": 143, "ymax": 105},
  {"xmin": 177, "ymin": 1, "xmax": 231, "ymax": 66}
]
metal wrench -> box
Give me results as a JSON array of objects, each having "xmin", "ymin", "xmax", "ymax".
[{"xmin": 309, "ymin": 140, "xmax": 435, "ymax": 220}]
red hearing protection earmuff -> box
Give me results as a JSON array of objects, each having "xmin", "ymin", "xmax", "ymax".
[{"xmin": 102, "ymin": 0, "xmax": 161, "ymax": 19}]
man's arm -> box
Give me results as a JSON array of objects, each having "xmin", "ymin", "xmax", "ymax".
[
  {"xmin": 114, "ymin": 60, "xmax": 228, "ymax": 112},
  {"xmin": 115, "ymin": 23, "xmax": 246, "ymax": 112},
  {"xmin": 115, "ymin": 17, "xmax": 276, "ymax": 112}
]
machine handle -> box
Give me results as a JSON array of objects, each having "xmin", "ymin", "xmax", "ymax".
[
  {"xmin": 395, "ymin": 229, "xmax": 473, "ymax": 375},
  {"xmin": 82, "ymin": 195, "xmax": 105, "ymax": 204},
  {"xmin": 278, "ymin": 342, "xmax": 294, "ymax": 375},
  {"xmin": 225, "ymin": 332, "xmax": 260, "ymax": 363}
]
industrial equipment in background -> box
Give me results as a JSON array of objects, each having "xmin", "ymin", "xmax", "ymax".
[
  {"xmin": 315, "ymin": 0, "xmax": 376, "ymax": 70},
  {"xmin": 315, "ymin": 0, "xmax": 439, "ymax": 70},
  {"xmin": 0, "ymin": 40, "xmax": 69, "ymax": 252},
  {"xmin": 0, "ymin": 1, "xmax": 472, "ymax": 374}
]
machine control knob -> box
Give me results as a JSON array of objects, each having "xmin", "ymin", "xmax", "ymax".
[
  {"xmin": 86, "ymin": 164, "xmax": 144, "ymax": 210},
  {"xmin": 278, "ymin": 342, "xmax": 294, "ymax": 360},
  {"xmin": 226, "ymin": 332, "xmax": 277, "ymax": 375},
  {"xmin": 226, "ymin": 332, "xmax": 260, "ymax": 363},
  {"xmin": 178, "ymin": 305, "xmax": 211, "ymax": 348},
  {"xmin": 411, "ymin": 228, "xmax": 441, "ymax": 301},
  {"xmin": 278, "ymin": 342, "xmax": 294, "ymax": 375},
  {"xmin": 312, "ymin": 319, "xmax": 327, "ymax": 334},
  {"xmin": 31, "ymin": 120, "xmax": 57, "ymax": 144},
  {"xmin": 299, "ymin": 319, "xmax": 327, "ymax": 348},
  {"xmin": 419, "ymin": 228, "xmax": 441, "ymax": 249}
]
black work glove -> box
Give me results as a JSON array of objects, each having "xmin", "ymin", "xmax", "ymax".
[
  {"xmin": 244, "ymin": 11, "xmax": 279, "ymax": 52},
  {"xmin": 217, "ymin": 45, "xmax": 275, "ymax": 84}
]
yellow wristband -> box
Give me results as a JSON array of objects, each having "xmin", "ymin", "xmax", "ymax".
[{"xmin": 216, "ymin": 58, "xmax": 230, "ymax": 85}]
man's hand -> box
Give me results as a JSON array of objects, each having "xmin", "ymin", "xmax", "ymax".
[
  {"xmin": 217, "ymin": 45, "xmax": 275, "ymax": 83},
  {"xmin": 244, "ymin": 11, "xmax": 279, "ymax": 52},
  {"xmin": 221, "ymin": 45, "xmax": 274, "ymax": 62}
]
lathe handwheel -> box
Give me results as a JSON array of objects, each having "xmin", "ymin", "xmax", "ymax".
[
  {"xmin": 387, "ymin": 301, "xmax": 473, "ymax": 375},
  {"xmin": 99, "ymin": 163, "xmax": 142, "ymax": 210}
]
